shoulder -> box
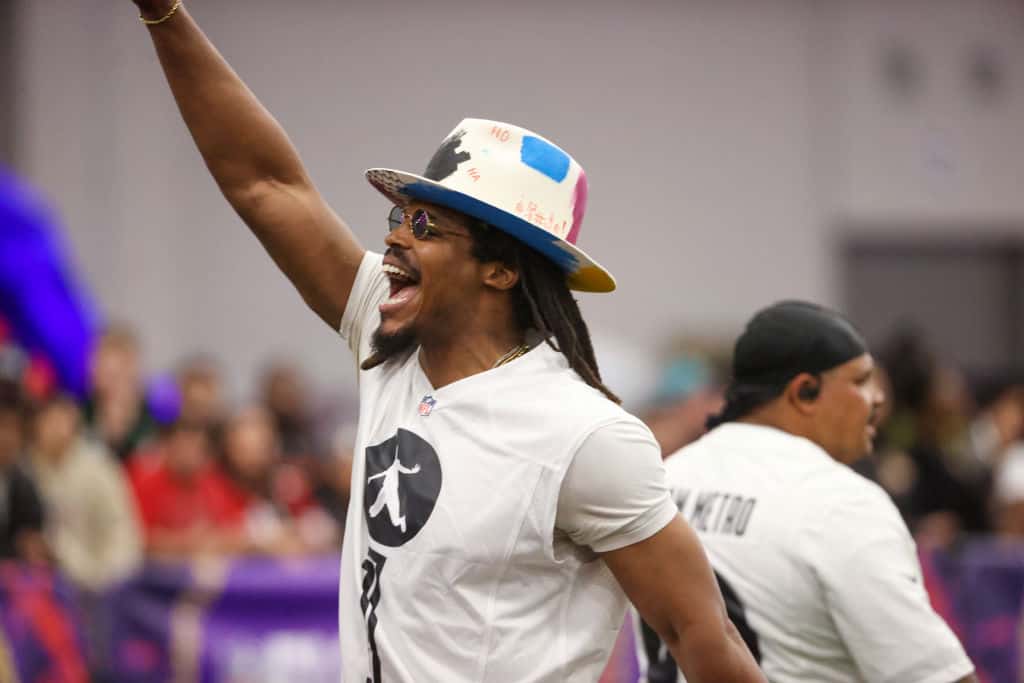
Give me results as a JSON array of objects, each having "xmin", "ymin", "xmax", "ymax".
[
  {"xmin": 800, "ymin": 464, "xmax": 910, "ymax": 558},
  {"xmin": 338, "ymin": 251, "xmax": 388, "ymax": 357},
  {"xmin": 515, "ymin": 343, "xmax": 638, "ymax": 433},
  {"xmin": 576, "ymin": 416, "xmax": 657, "ymax": 455},
  {"xmin": 73, "ymin": 438, "xmax": 120, "ymax": 473},
  {"xmin": 815, "ymin": 461, "xmax": 898, "ymax": 516},
  {"xmin": 663, "ymin": 430, "xmax": 714, "ymax": 476},
  {"xmin": 664, "ymin": 422, "xmax": 826, "ymax": 472},
  {"xmin": 557, "ymin": 416, "xmax": 675, "ymax": 553}
]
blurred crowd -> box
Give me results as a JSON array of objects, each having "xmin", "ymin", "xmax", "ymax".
[
  {"xmin": 5, "ymin": 320, "xmax": 1024, "ymax": 574},
  {"xmin": 0, "ymin": 321, "xmax": 356, "ymax": 676},
  {"xmin": 2, "ymin": 316, "xmax": 1024, "ymax": 677}
]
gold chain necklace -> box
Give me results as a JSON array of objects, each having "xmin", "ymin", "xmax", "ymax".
[{"xmin": 492, "ymin": 343, "xmax": 530, "ymax": 369}]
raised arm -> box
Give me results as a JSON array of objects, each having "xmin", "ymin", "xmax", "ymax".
[
  {"xmin": 133, "ymin": 1, "xmax": 365, "ymax": 327},
  {"xmin": 603, "ymin": 517, "xmax": 766, "ymax": 683}
]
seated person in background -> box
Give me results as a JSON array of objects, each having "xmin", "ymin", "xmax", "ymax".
[
  {"xmin": 0, "ymin": 383, "xmax": 47, "ymax": 564},
  {"xmin": 84, "ymin": 324, "xmax": 158, "ymax": 463},
  {"xmin": 994, "ymin": 443, "xmax": 1024, "ymax": 537},
  {"xmin": 28, "ymin": 394, "xmax": 142, "ymax": 590},
  {"xmin": 219, "ymin": 406, "xmax": 338, "ymax": 555},
  {"xmin": 259, "ymin": 361, "xmax": 316, "ymax": 461},
  {"xmin": 176, "ymin": 353, "xmax": 226, "ymax": 431},
  {"xmin": 639, "ymin": 301, "xmax": 977, "ymax": 683},
  {"xmin": 130, "ymin": 420, "xmax": 245, "ymax": 559}
]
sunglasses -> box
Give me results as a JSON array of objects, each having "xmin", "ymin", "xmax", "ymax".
[{"xmin": 387, "ymin": 206, "xmax": 473, "ymax": 240}]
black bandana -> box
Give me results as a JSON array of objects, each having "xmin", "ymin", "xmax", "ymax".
[{"xmin": 732, "ymin": 300, "xmax": 867, "ymax": 387}]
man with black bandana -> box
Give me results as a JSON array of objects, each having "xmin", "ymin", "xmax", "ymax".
[{"xmin": 638, "ymin": 301, "xmax": 977, "ymax": 683}]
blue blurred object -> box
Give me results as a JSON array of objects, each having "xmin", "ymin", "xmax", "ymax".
[
  {"xmin": 654, "ymin": 355, "xmax": 713, "ymax": 405},
  {"xmin": 0, "ymin": 166, "xmax": 99, "ymax": 398}
]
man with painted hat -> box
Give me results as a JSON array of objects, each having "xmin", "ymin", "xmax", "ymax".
[
  {"xmin": 638, "ymin": 301, "xmax": 977, "ymax": 683},
  {"xmin": 129, "ymin": 2, "xmax": 765, "ymax": 682}
]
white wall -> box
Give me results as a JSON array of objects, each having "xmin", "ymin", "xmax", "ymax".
[
  {"xmin": 823, "ymin": 0, "xmax": 1024, "ymax": 226},
  {"xmin": 12, "ymin": 0, "xmax": 1024, "ymax": 399}
]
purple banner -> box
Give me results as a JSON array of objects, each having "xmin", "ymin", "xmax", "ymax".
[
  {"xmin": 109, "ymin": 557, "xmax": 340, "ymax": 683},
  {"xmin": 922, "ymin": 541, "xmax": 1024, "ymax": 683},
  {"xmin": 92, "ymin": 544, "xmax": 1022, "ymax": 682}
]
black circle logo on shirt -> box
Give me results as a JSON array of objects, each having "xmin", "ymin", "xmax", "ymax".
[{"xmin": 363, "ymin": 428, "xmax": 442, "ymax": 547}]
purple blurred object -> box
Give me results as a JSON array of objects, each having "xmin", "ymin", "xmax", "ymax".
[
  {"xmin": 146, "ymin": 373, "xmax": 181, "ymax": 426},
  {"xmin": 0, "ymin": 167, "xmax": 99, "ymax": 399}
]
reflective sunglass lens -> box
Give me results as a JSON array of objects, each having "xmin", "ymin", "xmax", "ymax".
[
  {"xmin": 411, "ymin": 209, "xmax": 431, "ymax": 238},
  {"xmin": 387, "ymin": 206, "xmax": 403, "ymax": 232}
]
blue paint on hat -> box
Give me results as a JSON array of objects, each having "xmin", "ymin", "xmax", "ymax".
[
  {"xmin": 402, "ymin": 181, "xmax": 579, "ymax": 272},
  {"xmin": 520, "ymin": 136, "xmax": 570, "ymax": 183}
]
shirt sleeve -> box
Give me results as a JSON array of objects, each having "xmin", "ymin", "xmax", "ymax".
[
  {"xmin": 337, "ymin": 251, "xmax": 389, "ymax": 367},
  {"xmin": 802, "ymin": 481, "xmax": 975, "ymax": 683},
  {"xmin": 556, "ymin": 419, "xmax": 678, "ymax": 553}
]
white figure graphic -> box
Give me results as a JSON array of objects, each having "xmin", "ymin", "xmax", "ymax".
[{"xmin": 367, "ymin": 443, "xmax": 422, "ymax": 533}]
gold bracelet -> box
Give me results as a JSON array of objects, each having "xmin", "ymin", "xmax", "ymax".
[{"xmin": 139, "ymin": 0, "xmax": 183, "ymax": 25}]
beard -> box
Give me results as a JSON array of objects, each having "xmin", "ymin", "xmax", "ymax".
[{"xmin": 361, "ymin": 324, "xmax": 418, "ymax": 371}]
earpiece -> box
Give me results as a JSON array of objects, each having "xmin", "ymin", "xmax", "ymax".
[{"xmin": 797, "ymin": 380, "xmax": 820, "ymax": 402}]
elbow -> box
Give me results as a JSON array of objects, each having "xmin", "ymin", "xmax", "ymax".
[
  {"xmin": 674, "ymin": 620, "xmax": 766, "ymax": 683},
  {"xmin": 222, "ymin": 176, "xmax": 282, "ymax": 214}
]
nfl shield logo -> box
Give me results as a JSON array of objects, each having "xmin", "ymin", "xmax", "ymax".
[{"xmin": 418, "ymin": 395, "xmax": 436, "ymax": 417}]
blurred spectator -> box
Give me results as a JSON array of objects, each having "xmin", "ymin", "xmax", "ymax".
[
  {"xmin": 641, "ymin": 354, "xmax": 725, "ymax": 456},
  {"xmin": 0, "ymin": 382, "xmax": 47, "ymax": 564},
  {"xmin": 260, "ymin": 360, "xmax": 316, "ymax": 460},
  {"xmin": 27, "ymin": 393, "xmax": 141, "ymax": 683},
  {"xmin": 313, "ymin": 422, "xmax": 356, "ymax": 530},
  {"xmin": 27, "ymin": 394, "xmax": 142, "ymax": 590},
  {"xmin": 177, "ymin": 353, "xmax": 226, "ymax": 430},
  {"xmin": 874, "ymin": 328, "xmax": 1019, "ymax": 546},
  {"xmin": 994, "ymin": 444, "xmax": 1024, "ymax": 537},
  {"xmin": 84, "ymin": 324, "xmax": 157, "ymax": 462},
  {"xmin": 968, "ymin": 384, "xmax": 1024, "ymax": 467},
  {"xmin": 130, "ymin": 421, "xmax": 245, "ymax": 559},
  {"xmin": 220, "ymin": 407, "xmax": 338, "ymax": 555}
]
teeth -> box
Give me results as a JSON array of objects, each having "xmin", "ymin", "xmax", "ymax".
[{"xmin": 382, "ymin": 264, "xmax": 415, "ymax": 281}]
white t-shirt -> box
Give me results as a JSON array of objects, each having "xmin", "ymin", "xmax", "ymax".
[
  {"xmin": 337, "ymin": 251, "xmax": 676, "ymax": 683},
  {"xmin": 638, "ymin": 422, "xmax": 974, "ymax": 683}
]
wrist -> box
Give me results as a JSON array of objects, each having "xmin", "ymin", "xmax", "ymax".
[{"xmin": 137, "ymin": 0, "xmax": 182, "ymax": 25}]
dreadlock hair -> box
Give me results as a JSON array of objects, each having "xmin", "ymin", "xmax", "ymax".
[
  {"xmin": 360, "ymin": 215, "xmax": 620, "ymax": 404},
  {"xmin": 466, "ymin": 222, "xmax": 620, "ymax": 405}
]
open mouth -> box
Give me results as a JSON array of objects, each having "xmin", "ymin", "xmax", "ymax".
[{"xmin": 380, "ymin": 263, "xmax": 421, "ymax": 313}]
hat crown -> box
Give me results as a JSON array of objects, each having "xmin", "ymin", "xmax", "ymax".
[
  {"xmin": 419, "ymin": 118, "xmax": 587, "ymax": 244},
  {"xmin": 365, "ymin": 118, "xmax": 614, "ymax": 292}
]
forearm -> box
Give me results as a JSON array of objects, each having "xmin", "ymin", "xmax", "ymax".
[
  {"xmin": 141, "ymin": 4, "xmax": 309, "ymax": 200},
  {"xmin": 605, "ymin": 518, "xmax": 766, "ymax": 683},
  {"xmin": 670, "ymin": 617, "xmax": 765, "ymax": 683}
]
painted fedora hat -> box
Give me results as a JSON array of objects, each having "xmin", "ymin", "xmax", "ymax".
[{"xmin": 365, "ymin": 118, "xmax": 615, "ymax": 293}]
